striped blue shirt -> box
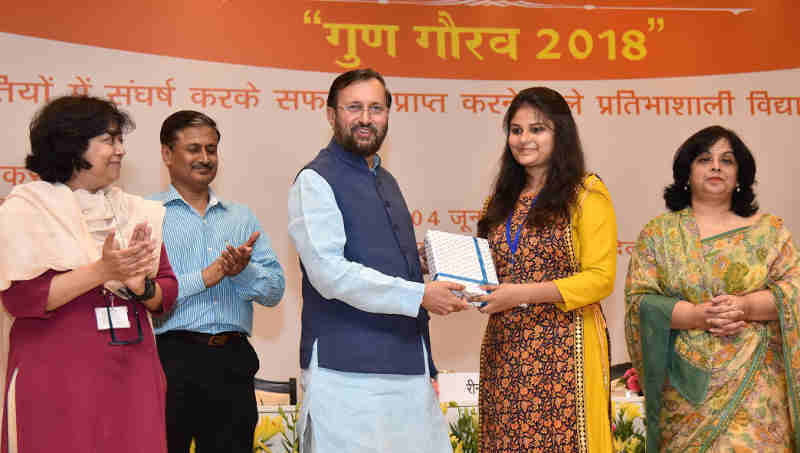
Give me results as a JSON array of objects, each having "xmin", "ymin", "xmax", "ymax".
[{"xmin": 149, "ymin": 185, "xmax": 285, "ymax": 335}]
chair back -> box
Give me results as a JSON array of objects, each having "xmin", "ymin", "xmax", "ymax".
[{"xmin": 254, "ymin": 377, "xmax": 297, "ymax": 405}]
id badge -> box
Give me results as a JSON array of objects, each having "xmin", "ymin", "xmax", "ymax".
[{"xmin": 95, "ymin": 306, "xmax": 131, "ymax": 330}]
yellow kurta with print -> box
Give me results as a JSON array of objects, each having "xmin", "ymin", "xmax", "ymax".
[
  {"xmin": 479, "ymin": 174, "xmax": 616, "ymax": 453},
  {"xmin": 554, "ymin": 174, "xmax": 617, "ymax": 453}
]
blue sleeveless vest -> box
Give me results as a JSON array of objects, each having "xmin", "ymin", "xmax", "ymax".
[{"xmin": 298, "ymin": 140, "xmax": 435, "ymax": 375}]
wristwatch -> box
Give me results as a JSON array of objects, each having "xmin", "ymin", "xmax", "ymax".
[{"xmin": 123, "ymin": 277, "xmax": 156, "ymax": 301}]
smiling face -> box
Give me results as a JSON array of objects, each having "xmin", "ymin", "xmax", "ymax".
[
  {"xmin": 507, "ymin": 105, "xmax": 555, "ymax": 175},
  {"xmin": 161, "ymin": 125, "xmax": 220, "ymax": 192},
  {"xmin": 689, "ymin": 137, "xmax": 738, "ymax": 202},
  {"xmin": 66, "ymin": 126, "xmax": 125, "ymax": 192},
  {"xmin": 326, "ymin": 78, "xmax": 389, "ymax": 158}
]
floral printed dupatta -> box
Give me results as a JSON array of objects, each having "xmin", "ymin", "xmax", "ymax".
[{"xmin": 625, "ymin": 209, "xmax": 800, "ymax": 452}]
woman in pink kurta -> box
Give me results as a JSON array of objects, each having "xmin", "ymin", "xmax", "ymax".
[{"xmin": 0, "ymin": 95, "xmax": 178, "ymax": 453}]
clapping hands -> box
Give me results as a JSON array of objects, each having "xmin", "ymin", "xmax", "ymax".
[
  {"xmin": 202, "ymin": 231, "xmax": 261, "ymax": 288},
  {"xmin": 218, "ymin": 231, "xmax": 260, "ymax": 276},
  {"xmin": 100, "ymin": 222, "xmax": 157, "ymax": 293}
]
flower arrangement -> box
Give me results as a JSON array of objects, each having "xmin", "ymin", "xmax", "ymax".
[
  {"xmin": 622, "ymin": 367, "xmax": 642, "ymax": 395},
  {"xmin": 442, "ymin": 401, "xmax": 479, "ymax": 453},
  {"xmin": 188, "ymin": 410, "xmax": 293, "ymax": 453},
  {"xmin": 610, "ymin": 367, "xmax": 645, "ymax": 453},
  {"xmin": 611, "ymin": 399, "xmax": 644, "ymax": 453},
  {"xmin": 253, "ymin": 414, "xmax": 286, "ymax": 453},
  {"xmin": 277, "ymin": 405, "xmax": 300, "ymax": 453}
]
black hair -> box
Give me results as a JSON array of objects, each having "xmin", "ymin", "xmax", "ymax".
[
  {"xmin": 160, "ymin": 110, "xmax": 221, "ymax": 147},
  {"xmin": 477, "ymin": 87, "xmax": 585, "ymax": 237},
  {"xmin": 326, "ymin": 68, "xmax": 392, "ymax": 109},
  {"xmin": 26, "ymin": 95, "xmax": 133, "ymax": 183},
  {"xmin": 663, "ymin": 125, "xmax": 758, "ymax": 216}
]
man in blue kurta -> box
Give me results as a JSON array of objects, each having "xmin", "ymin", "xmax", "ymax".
[
  {"xmin": 150, "ymin": 111, "xmax": 286, "ymax": 453},
  {"xmin": 288, "ymin": 69, "xmax": 470, "ymax": 452}
]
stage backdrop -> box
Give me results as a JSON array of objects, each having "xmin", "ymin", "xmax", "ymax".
[{"xmin": 1, "ymin": 0, "xmax": 799, "ymax": 384}]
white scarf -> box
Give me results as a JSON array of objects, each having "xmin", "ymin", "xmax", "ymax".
[
  {"xmin": 0, "ymin": 181, "xmax": 164, "ymax": 290},
  {"xmin": 0, "ymin": 181, "xmax": 165, "ymax": 426}
]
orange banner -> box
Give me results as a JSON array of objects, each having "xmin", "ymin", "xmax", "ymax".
[{"xmin": 2, "ymin": 0, "xmax": 798, "ymax": 80}]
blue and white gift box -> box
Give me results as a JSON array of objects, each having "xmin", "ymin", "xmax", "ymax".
[{"xmin": 424, "ymin": 230, "xmax": 498, "ymax": 304}]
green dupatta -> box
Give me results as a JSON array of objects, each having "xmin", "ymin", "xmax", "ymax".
[{"xmin": 625, "ymin": 209, "xmax": 800, "ymax": 452}]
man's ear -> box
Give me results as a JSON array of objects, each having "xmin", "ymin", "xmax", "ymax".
[
  {"xmin": 160, "ymin": 145, "xmax": 172, "ymax": 166},
  {"xmin": 326, "ymin": 106, "xmax": 336, "ymax": 128}
]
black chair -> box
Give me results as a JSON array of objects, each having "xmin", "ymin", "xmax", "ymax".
[
  {"xmin": 609, "ymin": 362, "xmax": 633, "ymax": 382},
  {"xmin": 254, "ymin": 377, "xmax": 297, "ymax": 405}
]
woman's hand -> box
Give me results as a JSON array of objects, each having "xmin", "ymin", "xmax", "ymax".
[
  {"xmin": 706, "ymin": 294, "xmax": 748, "ymax": 337},
  {"xmin": 672, "ymin": 300, "xmax": 716, "ymax": 330},
  {"xmin": 123, "ymin": 223, "xmax": 158, "ymax": 293},
  {"xmin": 98, "ymin": 223, "xmax": 157, "ymax": 290},
  {"xmin": 127, "ymin": 222, "xmax": 152, "ymax": 247},
  {"xmin": 45, "ymin": 225, "xmax": 159, "ymax": 311},
  {"xmin": 672, "ymin": 298, "xmax": 748, "ymax": 337},
  {"xmin": 472, "ymin": 283, "xmax": 531, "ymax": 314}
]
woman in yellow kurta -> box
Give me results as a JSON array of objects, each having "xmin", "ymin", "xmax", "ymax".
[
  {"xmin": 625, "ymin": 125, "xmax": 800, "ymax": 452},
  {"xmin": 474, "ymin": 87, "xmax": 617, "ymax": 453}
]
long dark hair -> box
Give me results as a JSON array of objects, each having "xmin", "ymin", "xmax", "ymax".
[
  {"xmin": 663, "ymin": 125, "xmax": 758, "ymax": 216},
  {"xmin": 477, "ymin": 87, "xmax": 585, "ymax": 238}
]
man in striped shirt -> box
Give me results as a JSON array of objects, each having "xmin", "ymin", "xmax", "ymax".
[{"xmin": 149, "ymin": 110, "xmax": 285, "ymax": 453}]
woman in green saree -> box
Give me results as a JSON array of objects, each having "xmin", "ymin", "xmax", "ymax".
[{"xmin": 625, "ymin": 125, "xmax": 800, "ymax": 452}]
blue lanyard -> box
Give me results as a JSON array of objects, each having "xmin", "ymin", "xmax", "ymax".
[{"xmin": 505, "ymin": 194, "xmax": 538, "ymax": 266}]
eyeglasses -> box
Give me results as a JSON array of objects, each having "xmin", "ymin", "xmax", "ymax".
[
  {"xmin": 103, "ymin": 290, "xmax": 143, "ymax": 346},
  {"xmin": 337, "ymin": 103, "xmax": 388, "ymax": 116}
]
